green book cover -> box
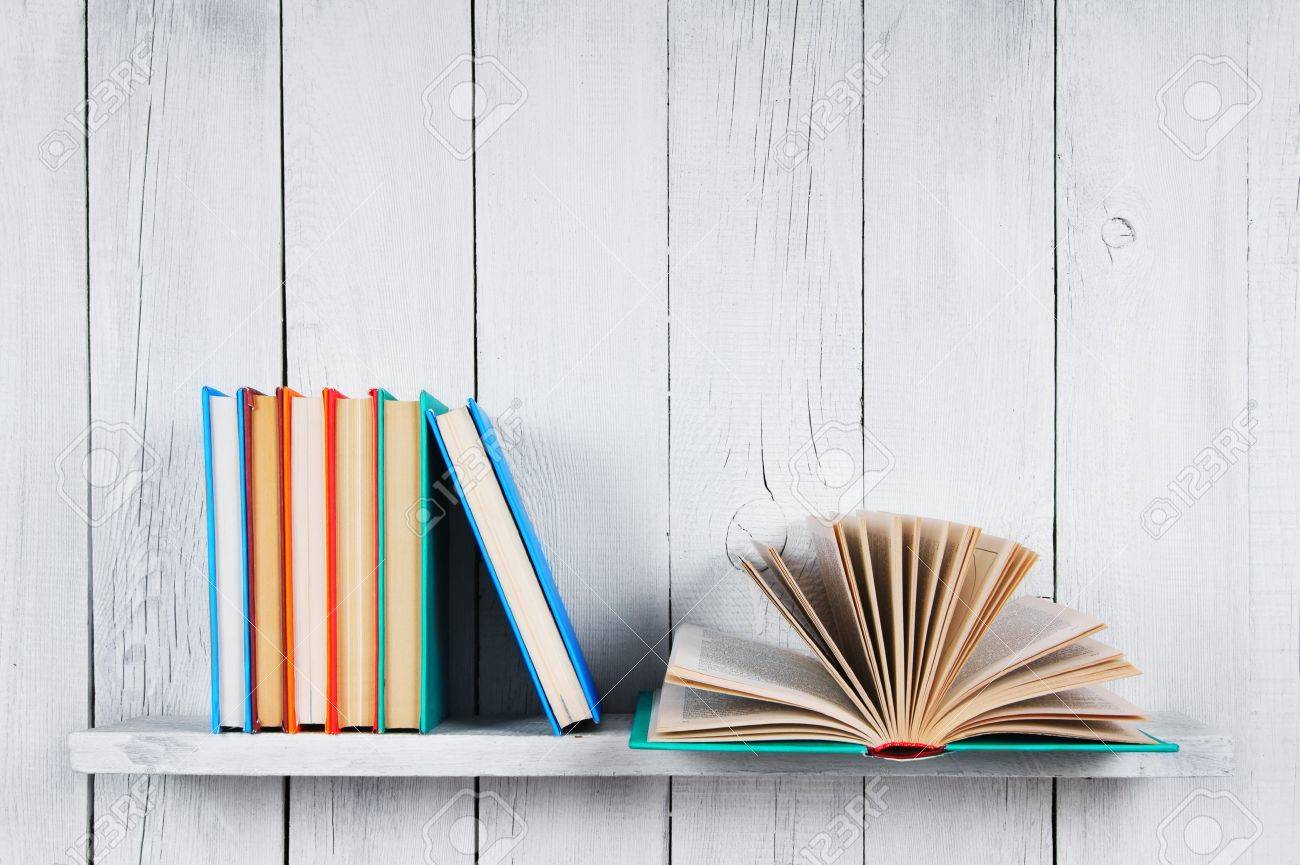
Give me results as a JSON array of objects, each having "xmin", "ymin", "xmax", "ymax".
[
  {"xmin": 628, "ymin": 691, "xmax": 1178, "ymax": 756},
  {"xmin": 419, "ymin": 391, "xmax": 452, "ymax": 732}
]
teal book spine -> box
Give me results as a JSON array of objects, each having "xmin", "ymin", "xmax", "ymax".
[
  {"xmin": 372, "ymin": 389, "xmax": 395, "ymax": 732},
  {"xmin": 418, "ymin": 391, "xmax": 452, "ymax": 733}
]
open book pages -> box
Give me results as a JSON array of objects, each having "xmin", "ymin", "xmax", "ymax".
[{"xmin": 648, "ymin": 511, "xmax": 1151, "ymax": 753}]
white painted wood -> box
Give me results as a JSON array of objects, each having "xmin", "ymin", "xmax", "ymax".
[
  {"xmin": 473, "ymin": 1, "xmax": 669, "ymax": 861},
  {"xmin": 0, "ymin": 2, "xmax": 89, "ymax": 864},
  {"xmin": 87, "ymin": 1, "xmax": 285, "ymax": 862},
  {"xmin": 1242, "ymin": 0, "xmax": 1300, "ymax": 857},
  {"xmin": 10, "ymin": 3, "xmax": 1300, "ymax": 863},
  {"xmin": 281, "ymin": 1, "xmax": 475, "ymax": 862},
  {"xmin": 857, "ymin": 0, "xmax": 1057, "ymax": 861},
  {"xmin": 68, "ymin": 712, "xmax": 1229, "ymax": 777},
  {"xmin": 1055, "ymin": 2, "xmax": 1263, "ymax": 863},
  {"xmin": 673, "ymin": 778, "xmax": 869, "ymax": 865},
  {"xmin": 668, "ymin": 0, "xmax": 866, "ymax": 861}
]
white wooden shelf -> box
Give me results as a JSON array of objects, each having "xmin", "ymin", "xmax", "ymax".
[{"xmin": 69, "ymin": 711, "xmax": 1230, "ymax": 778}]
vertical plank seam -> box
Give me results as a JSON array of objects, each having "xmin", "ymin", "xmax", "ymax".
[
  {"xmin": 83, "ymin": 0, "xmax": 96, "ymax": 861},
  {"xmin": 470, "ymin": 0, "xmax": 481, "ymax": 725},
  {"xmin": 1242, "ymin": 4, "xmax": 1254, "ymax": 796},
  {"xmin": 470, "ymin": 4, "xmax": 482, "ymax": 861},
  {"xmin": 1050, "ymin": 0, "xmax": 1061, "ymax": 862},
  {"xmin": 665, "ymin": 0, "xmax": 674, "ymax": 861},
  {"xmin": 279, "ymin": 0, "xmax": 288, "ymax": 388},
  {"xmin": 278, "ymin": 0, "xmax": 291, "ymax": 859},
  {"xmin": 470, "ymin": 0, "xmax": 479, "ymax": 410},
  {"xmin": 858, "ymin": 1, "xmax": 867, "ymax": 861}
]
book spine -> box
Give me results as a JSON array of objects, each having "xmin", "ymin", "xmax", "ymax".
[
  {"xmin": 278, "ymin": 387, "xmax": 299, "ymax": 733},
  {"xmin": 323, "ymin": 388, "xmax": 341, "ymax": 734},
  {"xmin": 237, "ymin": 389, "xmax": 258, "ymax": 733},
  {"xmin": 201, "ymin": 388, "xmax": 222, "ymax": 734},
  {"xmin": 370, "ymin": 389, "xmax": 383, "ymax": 733},
  {"xmin": 866, "ymin": 742, "xmax": 946, "ymax": 760}
]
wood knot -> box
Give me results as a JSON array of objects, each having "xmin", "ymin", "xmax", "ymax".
[
  {"xmin": 724, "ymin": 497, "xmax": 788, "ymax": 570},
  {"xmin": 1101, "ymin": 216, "xmax": 1136, "ymax": 249}
]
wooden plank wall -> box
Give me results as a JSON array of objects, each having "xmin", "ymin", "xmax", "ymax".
[
  {"xmin": 1056, "ymin": 2, "xmax": 1299, "ymax": 864},
  {"xmin": 281, "ymin": 0, "xmax": 475, "ymax": 861},
  {"xmin": 0, "ymin": 2, "xmax": 88, "ymax": 864},
  {"xmin": 858, "ymin": 0, "xmax": 1056, "ymax": 859},
  {"xmin": 87, "ymin": 2, "xmax": 286, "ymax": 864},
  {"xmin": 6, "ymin": 1, "xmax": 1297, "ymax": 863},
  {"xmin": 669, "ymin": 0, "xmax": 867, "ymax": 861},
  {"xmin": 474, "ymin": 1, "xmax": 669, "ymax": 861}
]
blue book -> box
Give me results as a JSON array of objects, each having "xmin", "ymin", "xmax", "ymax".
[
  {"xmin": 201, "ymin": 387, "xmax": 254, "ymax": 733},
  {"xmin": 467, "ymin": 398, "xmax": 601, "ymax": 724},
  {"xmin": 427, "ymin": 403, "xmax": 600, "ymax": 735},
  {"xmin": 201, "ymin": 387, "xmax": 224, "ymax": 734}
]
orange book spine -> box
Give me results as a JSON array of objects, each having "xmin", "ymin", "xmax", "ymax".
[
  {"xmin": 323, "ymin": 388, "xmax": 342, "ymax": 734},
  {"xmin": 277, "ymin": 387, "xmax": 301, "ymax": 733}
]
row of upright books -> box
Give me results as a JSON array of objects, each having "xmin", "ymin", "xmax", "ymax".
[{"xmin": 201, "ymin": 388, "xmax": 600, "ymax": 735}]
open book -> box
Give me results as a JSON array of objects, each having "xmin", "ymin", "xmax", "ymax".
[{"xmin": 644, "ymin": 512, "xmax": 1159, "ymax": 758}]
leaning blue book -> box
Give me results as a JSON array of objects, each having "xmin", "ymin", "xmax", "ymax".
[
  {"xmin": 467, "ymin": 398, "xmax": 601, "ymax": 724},
  {"xmin": 427, "ymin": 401, "xmax": 600, "ymax": 735}
]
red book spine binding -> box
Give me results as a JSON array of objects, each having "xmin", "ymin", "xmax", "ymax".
[
  {"xmin": 241, "ymin": 389, "xmax": 262, "ymax": 733},
  {"xmin": 323, "ymin": 388, "xmax": 342, "ymax": 734},
  {"xmin": 867, "ymin": 742, "xmax": 946, "ymax": 760},
  {"xmin": 278, "ymin": 387, "xmax": 301, "ymax": 734}
]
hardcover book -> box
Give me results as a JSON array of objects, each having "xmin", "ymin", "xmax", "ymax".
[
  {"xmin": 245, "ymin": 389, "xmax": 286, "ymax": 730},
  {"xmin": 203, "ymin": 387, "xmax": 597, "ymax": 736},
  {"xmin": 639, "ymin": 512, "xmax": 1175, "ymax": 759},
  {"xmin": 375, "ymin": 389, "xmax": 453, "ymax": 732},
  {"xmin": 428, "ymin": 400, "xmax": 600, "ymax": 735},
  {"xmin": 282, "ymin": 388, "xmax": 328, "ymax": 731},
  {"xmin": 202, "ymin": 387, "xmax": 252, "ymax": 732},
  {"xmin": 324, "ymin": 389, "xmax": 378, "ymax": 732}
]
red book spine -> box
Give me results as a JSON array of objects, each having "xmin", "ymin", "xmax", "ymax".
[
  {"xmin": 241, "ymin": 389, "xmax": 262, "ymax": 733},
  {"xmin": 323, "ymin": 388, "xmax": 342, "ymax": 735},
  {"xmin": 867, "ymin": 741, "xmax": 946, "ymax": 760},
  {"xmin": 277, "ymin": 387, "xmax": 301, "ymax": 733}
]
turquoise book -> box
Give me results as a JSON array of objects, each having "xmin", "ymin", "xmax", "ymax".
[
  {"xmin": 629, "ymin": 692, "xmax": 1177, "ymax": 758},
  {"xmin": 373, "ymin": 389, "xmax": 452, "ymax": 733},
  {"xmin": 636, "ymin": 511, "xmax": 1178, "ymax": 760}
]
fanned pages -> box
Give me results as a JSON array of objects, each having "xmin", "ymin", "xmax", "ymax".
[{"xmin": 647, "ymin": 510, "xmax": 1154, "ymax": 757}]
